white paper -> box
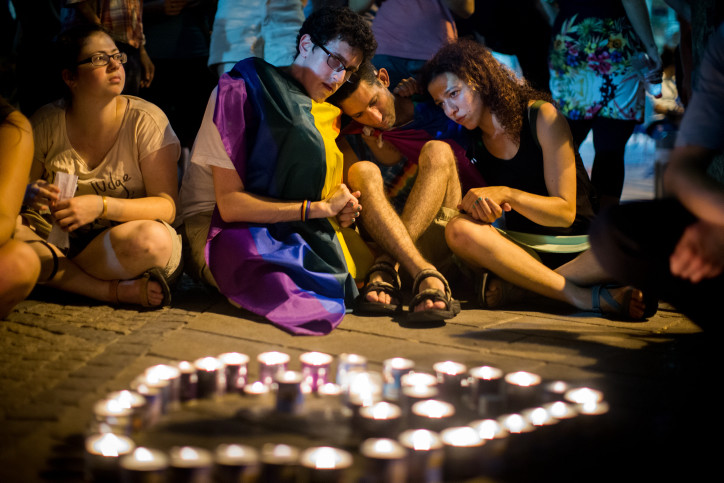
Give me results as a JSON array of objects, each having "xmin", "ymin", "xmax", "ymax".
[{"xmin": 47, "ymin": 172, "xmax": 79, "ymax": 249}]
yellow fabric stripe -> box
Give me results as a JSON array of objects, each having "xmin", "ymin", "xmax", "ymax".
[{"xmin": 311, "ymin": 101, "xmax": 373, "ymax": 282}]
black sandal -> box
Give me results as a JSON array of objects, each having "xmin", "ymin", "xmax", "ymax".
[
  {"xmin": 407, "ymin": 269, "xmax": 460, "ymax": 322},
  {"xmin": 355, "ymin": 261, "xmax": 403, "ymax": 315}
]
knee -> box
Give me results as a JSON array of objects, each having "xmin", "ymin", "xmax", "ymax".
[
  {"xmin": 117, "ymin": 221, "xmax": 173, "ymax": 264},
  {"xmin": 419, "ymin": 141, "xmax": 456, "ymax": 172},
  {"xmin": 445, "ymin": 216, "xmax": 478, "ymax": 250},
  {"xmin": 347, "ymin": 161, "xmax": 383, "ymax": 192},
  {"xmin": 0, "ymin": 240, "xmax": 40, "ymax": 296}
]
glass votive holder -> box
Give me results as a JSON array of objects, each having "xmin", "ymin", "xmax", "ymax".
[
  {"xmin": 257, "ymin": 351, "xmax": 290, "ymax": 386},
  {"xmin": 144, "ymin": 363, "xmax": 181, "ymax": 411},
  {"xmin": 359, "ymin": 438, "xmax": 408, "ymax": 483},
  {"xmin": 398, "ymin": 429, "xmax": 444, "ymax": 483},
  {"xmin": 400, "ymin": 372, "xmax": 437, "ymax": 390},
  {"xmin": 92, "ymin": 398, "xmax": 134, "ymax": 436},
  {"xmin": 432, "ymin": 361, "xmax": 467, "ymax": 404},
  {"xmin": 298, "ymin": 446, "xmax": 353, "ymax": 483},
  {"xmin": 382, "ymin": 357, "xmax": 415, "ymax": 401},
  {"xmin": 194, "ymin": 356, "xmax": 226, "ymax": 399},
  {"xmin": 347, "ymin": 370, "xmax": 383, "ymax": 410},
  {"xmin": 213, "ymin": 443, "xmax": 259, "ymax": 483},
  {"xmin": 218, "ymin": 352, "xmax": 249, "ymax": 394},
  {"xmin": 167, "ymin": 446, "xmax": 213, "ymax": 483},
  {"xmin": 466, "ymin": 365, "xmax": 504, "ymax": 417},
  {"xmin": 176, "ymin": 361, "xmax": 198, "ymax": 402},
  {"xmin": 503, "ymin": 371, "xmax": 542, "ymax": 412},
  {"xmin": 106, "ymin": 390, "xmax": 147, "ymax": 434},
  {"xmin": 275, "ymin": 370, "xmax": 306, "ymax": 414},
  {"xmin": 85, "ymin": 432, "xmax": 136, "ymax": 482},
  {"xmin": 410, "ymin": 400, "xmax": 456, "ymax": 433},
  {"xmin": 300, "ymin": 351, "xmax": 334, "ymax": 392},
  {"xmin": 336, "ymin": 353, "xmax": 368, "ymax": 388},
  {"xmin": 498, "ymin": 412, "xmax": 536, "ymax": 463},
  {"xmin": 468, "ymin": 419, "xmax": 509, "ymax": 477},
  {"xmin": 439, "ymin": 426, "xmax": 484, "ymax": 481},
  {"xmin": 399, "ymin": 384, "xmax": 439, "ymax": 418},
  {"xmin": 119, "ymin": 446, "xmax": 168, "ymax": 483},
  {"xmin": 358, "ymin": 401, "xmax": 403, "ymax": 438},
  {"xmin": 259, "ymin": 443, "xmax": 300, "ymax": 483},
  {"xmin": 129, "ymin": 376, "xmax": 164, "ymax": 427}
]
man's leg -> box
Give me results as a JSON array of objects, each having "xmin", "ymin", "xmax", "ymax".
[
  {"xmin": 348, "ymin": 161, "xmax": 448, "ymax": 312},
  {"xmin": 400, "ymin": 140, "xmax": 461, "ymax": 242}
]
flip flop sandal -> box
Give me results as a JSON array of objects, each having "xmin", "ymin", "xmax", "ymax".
[
  {"xmin": 355, "ymin": 262, "xmax": 403, "ymax": 315},
  {"xmin": 109, "ymin": 267, "xmax": 172, "ymax": 308},
  {"xmin": 407, "ymin": 268, "xmax": 461, "ymax": 322},
  {"xmin": 592, "ymin": 284, "xmax": 651, "ymax": 321}
]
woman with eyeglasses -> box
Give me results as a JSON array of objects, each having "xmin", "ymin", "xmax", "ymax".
[
  {"xmin": 16, "ymin": 24, "xmax": 182, "ymax": 308},
  {"xmin": 177, "ymin": 6, "xmax": 377, "ymax": 334}
]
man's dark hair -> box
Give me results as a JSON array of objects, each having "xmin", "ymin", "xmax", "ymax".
[
  {"xmin": 327, "ymin": 61, "xmax": 379, "ymax": 106},
  {"xmin": 296, "ymin": 6, "xmax": 377, "ymax": 63}
]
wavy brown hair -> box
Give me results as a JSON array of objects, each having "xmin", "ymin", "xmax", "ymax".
[{"xmin": 419, "ymin": 39, "xmax": 552, "ymax": 143}]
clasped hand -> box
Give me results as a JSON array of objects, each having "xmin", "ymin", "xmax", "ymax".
[
  {"xmin": 460, "ymin": 187, "xmax": 512, "ymax": 224},
  {"xmin": 24, "ymin": 180, "xmax": 59, "ymax": 211},
  {"xmin": 325, "ymin": 184, "xmax": 362, "ymax": 228}
]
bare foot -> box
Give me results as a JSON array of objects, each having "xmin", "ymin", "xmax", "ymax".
[
  {"xmin": 113, "ymin": 278, "xmax": 164, "ymax": 307},
  {"xmin": 594, "ymin": 285, "xmax": 647, "ymax": 320},
  {"xmin": 365, "ymin": 269, "xmax": 399, "ymax": 306},
  {"xmin": 413, "ymin": 274, "xmax": 448, "ymax": 313}
]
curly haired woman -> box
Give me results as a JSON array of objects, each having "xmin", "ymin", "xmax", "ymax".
[{"xmin": 420, "ymin": 39, "xmax": 655, "ymax": 320}]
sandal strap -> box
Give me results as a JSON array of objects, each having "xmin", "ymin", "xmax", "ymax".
[
  {"xmin": 411, "ymin": 268, "xmax": 451, "ymax": 299},
  {"xmin": 26, "ymin": 239, "xmax": 59, "ymax": 283},
  {"xmin": 364, "ymin": 261, "xmax": 402, "ymax": 291}
]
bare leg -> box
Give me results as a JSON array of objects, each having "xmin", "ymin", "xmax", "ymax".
[
  {"xmin": 14, "ymin": 223, "xmax": 166, "ymax": 306},
  {"xmin": 0, "ymin": 239, "xmax": 40, "ymax": 319},
  {"xmin": 348, "ymin": 161, "xmax": 446, "ymax": 311},
  {"xmin": 400, "ymin": 141, "xmax": 461, "ymax": 242},
  {"xmin": 445, "ymin": 215, "xmax": 646, "ymax": 317}
]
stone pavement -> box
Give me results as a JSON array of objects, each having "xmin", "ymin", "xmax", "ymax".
[{"xmin": 0, "ymin": 141, "xmax": 718, "ymax": 482}]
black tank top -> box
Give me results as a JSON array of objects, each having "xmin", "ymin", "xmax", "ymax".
[{"xmin": 466, "ymin": 102, "xmax": 597, "ymax": 235}]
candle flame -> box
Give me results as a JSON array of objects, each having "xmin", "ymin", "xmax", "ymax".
[
  {"xmin": 434, "ymin": 361, "xmax": 466, "ymax": 375},
  {"xmin": 195, "ymin": 357, "xmax": 221, "ymax": 372},
  {"xmin": 503, "ymin": 414, "xmax": 527, "ymax": 433},
  {"xmin": 179, "ymin": 447, "xmax": 199, "ymax": 461},
  {"xmin": 565, "ymin": 387, "xmax": 603, "ymax": 405},
  {"xmin": 301, "ymin": 351, "xmax": 333, "ymax": 366},
  {"xmin": 473, "ymin": 419, "xmax": 499, "ymax": 440},
  {"xmin": 258, "ymin": 351, "xmax": 290, "ymax": 365},
  {"xmin": 506, "ymin": 371, "xmax": 540, "ymax": 387},
  {"xmin": 528, "ymin": 407, "xmax": 550, "ymax": 426},
  {"xmin": 95, "ymin": 433, "xmax": 124, "ymax": 457},
  {"xmin": 313, "ymin": 447, "xmax": 338, "ymax": 469},
  {"xmin": 410, "ymin": 430, "xmax": 433, "ymax": 450},
  {"xmin": 441, "ymin": 427, "xmax": 481, "ymax": 447},
  {"xmin": 134, "ymin": 447, "xmax": 154, "ymax": 462}
]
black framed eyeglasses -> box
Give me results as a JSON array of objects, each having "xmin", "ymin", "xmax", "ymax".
[
  {"xmin": 77, "ymin": 52, "xmax": 127, "ymax": 67},
  {"xmin": 314, "ymin": 42, "xmax": 358, "ymax": 83}
]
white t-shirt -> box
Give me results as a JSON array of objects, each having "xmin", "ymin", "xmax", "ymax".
[
  {"xmin": 31, "ymin": 95, "xmax": 180, "ymax": 200},
  {"xmin": 178, "ymin": 87, "xmax": 234, "ymax": 221}
]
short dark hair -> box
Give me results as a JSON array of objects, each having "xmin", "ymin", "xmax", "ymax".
[
  {"xmin": 55, "ymin": 23, "xmax": 112, "ymax": 74},
  {"xmin": 296, "ymin": 6, "xmax": 377, "ymax": 64},
  {"xmin": 327, "ymin": 61, "xmax": 379, "ymax": 106}
]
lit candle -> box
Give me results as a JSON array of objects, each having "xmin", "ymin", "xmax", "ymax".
[
  {"xmin": 106, "ymin": 390, "xmax": 146, "ymax": 433},
  {"xmin": 145, "ymin": 363, "xmax": 181, "ymax": 411},
  {"xmin": 439, "ymin": 427, "xmax": 484, "ymax": 481},
  {"xmin": 300, "ymin": 351, "xmax": 334, "ymax": 392},
  {"xmin": 299, "ymin": 446, "xmax": 353, "ymax": 483},
  {"xmin": 382, "ymin": 357, "xmax": 415, "ymax": 401},
  {"xmin": 84, "ymin": 432, "xmax": 135, "ymax": 482},
  {"xmin": 336, "ymin": 353, "xmax": 367, "ymax": 388},
  {"xmin": 468, "ymin": 419, "xmax": 509, "ymax": 477},
  {"xmin": 259, "ymin": 443, "xmax": 300, "ymax": 483},
  {"xmin": 432, "ymin": 361, "xmax": 467, "ymax": 404},
  {"xmin": 564, "ymin": 387, "xmax": 604, "ymax": 406},
  {"xmin": 257, "ymin": 351, "xmax": 290, "ymax": 386},
  {"xmin": 176, "ymin": 360, "xmax": 198, "ymax": 402},
  {"xmin": 213, "ymin": 444, "xmax": 259, "ymax": 483},
  {"xmin": 218, "ymin": 352, "xmax": 250, "ymax": 394},
  {"xmin": 240, "ymin": 381, "xmax": 273, "ymax": 419},
  {"xmin": 167, "ymin": 446, "xmax": 213, "ymax": 483},
  {"xmin": 129, "ymin": 375, "xmax": 163, "ymax": 427},
  {"xmin": 498, "ymin": 412, "xmax": 536, "ymax": 465},
  {"xmin": 543, "ymin": 380, "xmax": 571, "ymax": 402},
  {"xmin": 119, "ymin": 446, "xmax": 168, "ymax": 482},
  {"xmin": 358, "ymin": 401, "xmax": 403, "ymax": 438},
  {"xmin": 410, "ymin": 399, "xmax": 456, "ymax": 432},
  {"xmin": 398, "ymin": 429, "xmax": 444, "ymax": 483},
  {"xmin": 359, "ymin": 438, "xmax": 408, "ymax": 483},
  {"xmin": 194, "ymin": 356, "xmax": 226, "ymax": 399},
  {"xmin": 542, "ymin": 400, "xmax": 579, "ymax": 443},
  {"xmin": 92, "ymin": 398, "xmax": 134, "ymax": 435},
  {"xmin": 466, "ymin": 365, "xmax": 504, "ymax": 417},
  {"xmin": 275, "ymin": 370, "xmax": 306, "ymax": 414},
  {"xmin": 347, "ymin": 371, "xmax": 383, "ymax": 409},
  {"xmin": 399, "ymin": 384, "xmax": 439, "ymax": 418},
  {"xmin": 400, "ymin": 371, "xmax": 437, "ymax": 389},
  {"xmin": 503, "ymin": 371, "xmax": 542, "ymax": 412}
]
